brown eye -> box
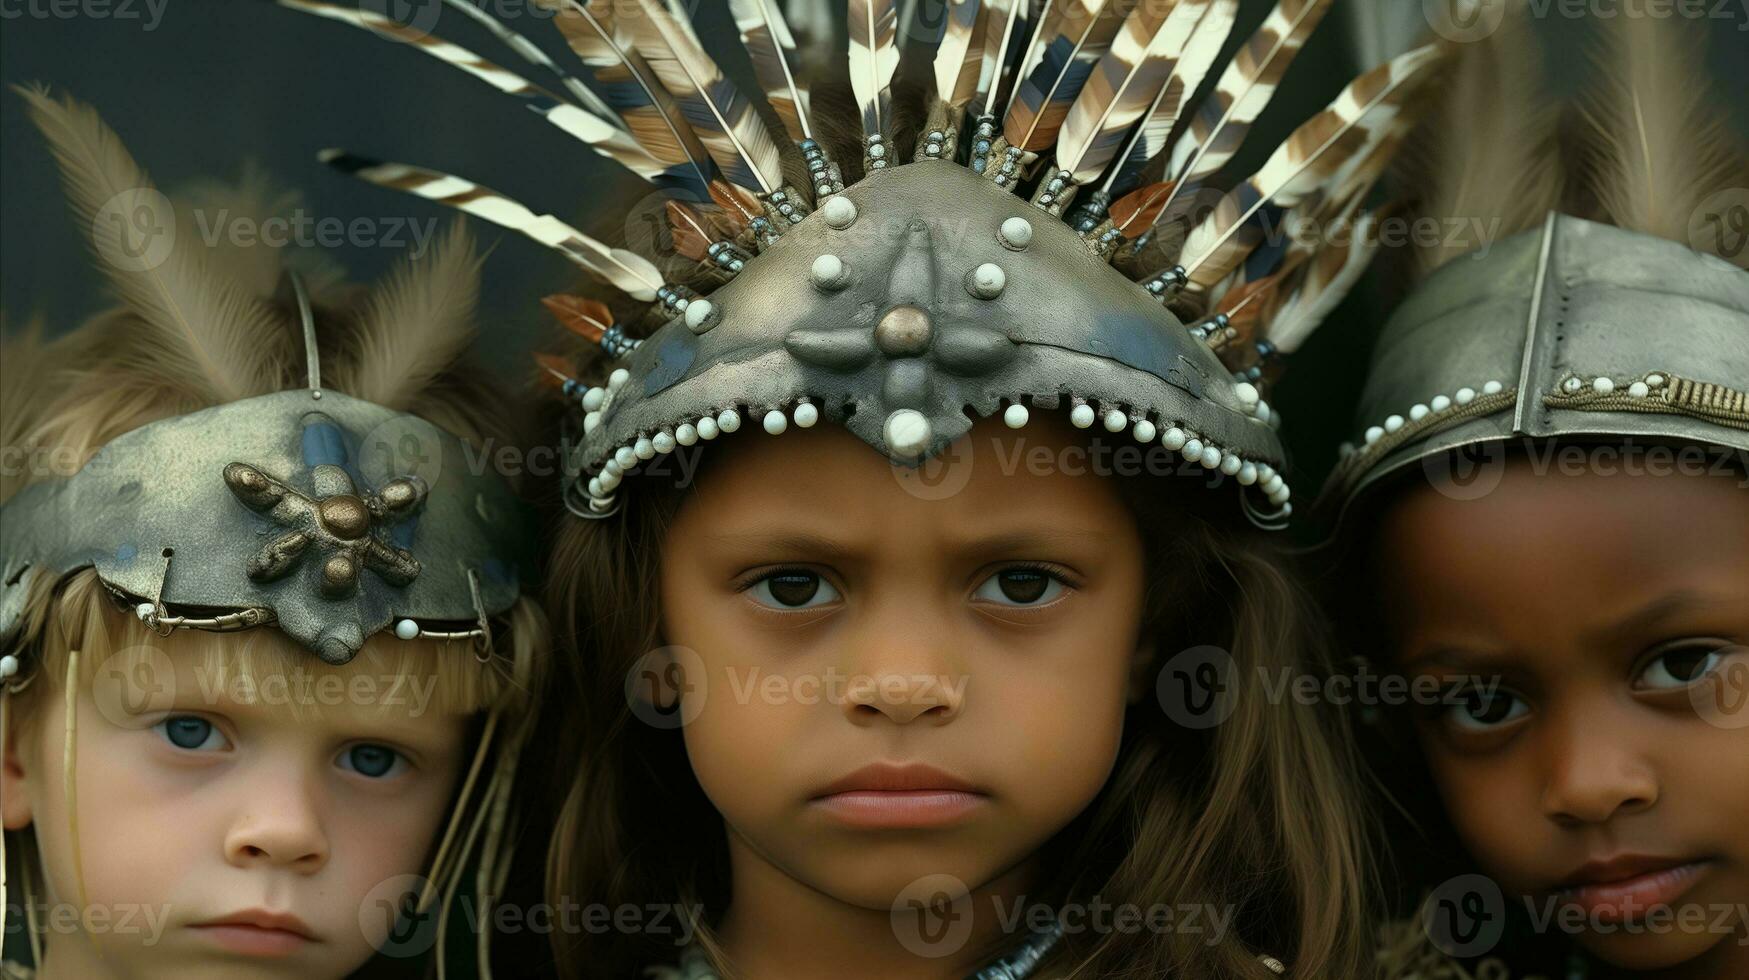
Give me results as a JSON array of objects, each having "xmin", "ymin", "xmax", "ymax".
[
  {"xmin": 1636, "ymin": 641, "xmax": 1728, "ymax": 690},
  {"xmin": 974, "ymin": 567, "xmax": 1064, "ymax": 606},
  {"xmin": 748, "ymin": 570, "xmax": 839, "ymax": 609}
]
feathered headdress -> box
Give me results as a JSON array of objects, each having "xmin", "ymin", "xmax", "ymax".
[{"xmin": 279, "ymin": 0, "xmax": 1443, "ymax": 525}]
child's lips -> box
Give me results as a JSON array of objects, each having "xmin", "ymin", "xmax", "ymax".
[
  {"xmin": 1554, "ymin": 857, "xmax": 1714, "ymax": 924},
  {"xmin": 187, "ymin": 908, "xmax": 319, "ymax": 956}
]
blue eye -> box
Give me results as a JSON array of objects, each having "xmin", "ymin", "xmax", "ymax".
[
  {"xmin": 338, "ymin": 744, "xmax": 407, "ymax": 779},
  {"xmin": 155, "ymin": 716, "xmax": 227, "ymax": 751}
]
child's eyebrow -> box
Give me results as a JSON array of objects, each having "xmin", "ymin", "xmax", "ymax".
[{"xmin": 1582, "ymin": 590, "xmax": 1735, "ymax": 647}]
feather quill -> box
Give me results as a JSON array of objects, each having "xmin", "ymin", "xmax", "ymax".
[
  {"xmin": 665, "ymin": 199, "xmax": 737, "ymax": 263},
  {"xmin": 1055, "ymin": 0, "xmax": 1223, "ymax": 186},
  {"xmin": 1581, "ymin": 14, "xmax": 1744, "ymax": 249},
  {"xmin": 618, "ymin": 0, "xmax": 783, "ymax": 194},
  {"xmin": 974, "ymin": 0, "xmax": 1028, "ymax": 118},
  {"xmin": 934, "ymin": 0, "xmax": 988, "ymax": 109},
  {"xmin": 1105, "ymin": 0, "xmax": 1237, "ymax": 189},
  {"xmin": 276, "ymin": 0, "xmax": 686, "ymax": 191},
  {"xmin": 1164, "ymin": 0, "xmax": 1333, "ymax": 186},
  {"xmin": 732, "ymin": 0, "xmax": 815, "ymax": 141},
  {"xmin": 320, "ymin": 149, "xmax": 664, "ymax": 300},
  {"xmin": 540, "ymin": 0, "xmax": 716, "ymax": 195},
  {"xmin": 540, "ymin": 293, "xmax": 616, "ymax": 342},
  {"xmin": 436, "ymin": 0, "xmax": 624, "ymax": 124},
  {"xmin": 1004, "ymin": 0, "xmax": 1134, "ymax": 152},
  {"xmin": 17, "ymin": 85, "xmax": 287, "ymax": 404},
  {"xmin": 849, "ymin": 0, "xmax": 902, "ymax": 140},
  {"xmin": 336, "ymin": 220, "xmax": 483, "ymax": 411},
  {"xmin": 1176, "ymin": 43, "xmax": 1441, "ymax": 289}
]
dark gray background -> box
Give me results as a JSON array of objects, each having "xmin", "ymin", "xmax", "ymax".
[{"xmin": 2, "ymin": 0, "xmax": 1746, "ymax": 476}]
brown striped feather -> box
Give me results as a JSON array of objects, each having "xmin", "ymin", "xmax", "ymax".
[{"xmin": 732, "ymin": 0, "xmax": 815, "ymax": 141}]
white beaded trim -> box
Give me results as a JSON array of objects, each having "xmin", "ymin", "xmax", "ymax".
[
  {"xmin": 1338, "ymin": 379, "xmax": 1511, "ymax": 460},
  {"xmin": 580, "ymin": 396, "xmax": 1293, "ymax": 514}
]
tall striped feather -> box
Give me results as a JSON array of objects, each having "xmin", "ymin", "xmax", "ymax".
[
  {"xmin": 1266, "ymin": 208, "xmax": 1382, "ymax": 351},
  {"xmin": 975, "ymin": 0, "xmax": 1028, "ymax": 117},
  {"xmin": 435, "ymin": 0, "xmax": 622, "ymax": 125},
  {"xmin": 934, "ymin": 0, "xmax": 987, "ymax": 108},
  {"xmin": 1176, "ymin": 44, "xmax": 1440, "ymax": 289},
  {"xmin": 732, "ymin": 0, "xmax": 814, "ymax": 141},
  {"xmin": 619, "ymin": 0, "xmax": 783, "ymax": 193},
  {"xmin": 1003, "ymin": 0, "xmax": 1055, "ymax": 117},
  {"xmin": 1003, "ymin": 0, "xmax": 1135, "ymax": 152},
  {"xmin": 1056, "ymin": 0, "xmax": 1217, "ymax": 185},
  {"xmin": 320, "ymin": 150, "xmax": 664, "ymax": 300},
  {"xmin": 1164, "ymin": 0, "xmax": 1333, "ymax": 185},
  {"xmin": 849, "ymin": 0, "xmax": 902, "ymax": 139},
  {"xmin": 1105, "ymin": 0, "xmax": 1236, "ymax": 189},
  {"xmin": 276, "ymin": 1, "xmax": 684, "ymax": 191},
  {"xmin": 540, "ymin": 0, "xmax": 716, "ymax": 193}
]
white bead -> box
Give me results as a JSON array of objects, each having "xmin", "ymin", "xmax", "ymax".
[
  {"xmin": 615, "ymin": 446, "xmax": 638, "ymax": 469},
  {"xmin": 604, "ymin": 458, "xmax": 623, "ymax": 477},
  {"xmin": 588, "ymin": 476, "xmax": 603, "ymax": 496},
  {"xmin": 583, "ymin": 411, "xmax": 601, "ymax": 435},
  {"xmin": 1234, "ymin": 382, "xmax": 1260, "ymax": 407},
  {"xmin": 599, "ymin": 470, "xmax": 621, "ymax": 491},
  {"xmin": 1483, "ymin": 380, "xmax": 1504, "ymax": 395},
  {"xmin": 1561, "ymin": 376, "xmax": 1584, "ymax": 394},
  {"xmin": 683, "ymin": 299, "xmax": 715, "ymax": 332},
  {"xmin": 395, "ymin": 618, "xmax": 420, "ymax": 640},
  {"xmin": 608, "ymin": 368, "xmax": 630, "ymax": 390},
  {"xmin": 676, "ymin": 423, "xmax": 698, "ymax": 446},
  {"xmin": 634, "ymin": 437, "xmax": 656, "ymax": 459},
  {"xmin": 1384, "ymin": 414, "xmax": 1405, "ymax": 434},
  {"xmin": 1220, "ymin": 452, "xmax": 1242, "ymax": 476},
  {"xmin": 1431, "ymin": 395, "xmax": 1452, "ymax": 412},
  {"xmin": 1237, "ymin": 462, "xmax": 1258, "ymax": 486},
  {"xmin": 1261, "ymin": 474, "xmax": 1284, "ymax": 495},
  {"xmin": 794, "ymin": 402, "xmax": 819, "ymax": 427},
  {"xmin": 811, "ymin": 254, "xmax": 847, "ymax": 289},
  {"xmin": 884, "ymin": 408, "xmax": 933, "ymax": 457},
  {"xmin": 1364, "ymin": 426, "xmax": 1384, "ymax": 445},
  {"xmin": 698, "ymin": 416, "xmax": 720, "ymax": 439},
  {"xmin": 0, "ymin": 653, "xmax": 17, "ymax": 679},
  {"xmin": 1280, "ymin": 502, "xmax": 1293, "ymax": 517},
  {"xmin": 1257, "ymin": 464, "xmax": 1276, "ymax": 481},
  {"xmin": 1161, "ymin": 427, "xmax": 1187, "ymax": 451},
  {"xmin": 1199, "ymin": 445, "xmax": 1222, "ymax": 469},
  {"xmin": 1271, "ymin": 484, "xmax": 1292, "ymax": 504},
  {"xmin": 1181, "ymin": 438, "xmax": 1204, "ymax": 461},
  {"xmin": 718, "ymin": 409, "xmax": 741, "ymax": 433},
  {"xmin": 1103, "ymin": 409, "xmax": 1127, "ymax": 432},
  {"xmin": 582, "ymin": 387, "xmax": 606, "ymax": 411},
  {"xmin": 1070, "ymin": 403, "xmax": 1096, "ymax": 428},
  {"xmin": 1004, "ymin": 403, "xmax": 1030, "ymax": 428},
  {"xmin": 1647, "ymin": 373, "xmax": 1665, "ymax": 387},
  {"xmin": 1628, "ymin": 381, "xmax": 1650, "ymax": 398},
  {"xmin": 967, "ymin": 262, "xmax": 1006, "ymax": 299},
  {"xmin": 653, "ymin": 431, "xmax": 676, "ymax": 453},
  {"xmin": 999, "ymin": 216, "xmax": 1034, "ymax": 249},
  {"xmin": 1132, "ymin": 419, "xmax": 1156, "ymax": 443},
  {"xmin": 1455, "ymin": 387, "xmax": 1477, "ymax": 405},
  {"xmin": 1254, "ymin": 401, "xmax": 1272, "ymax": 425},
  {"xmin": 822, "ymin": 196, "xmax": 858, "ymax": 229},
  {"xmin": 1592, "ymin": 377, "xmax": 1615, "ymax": 394},
  {"xmin": 1409, "ymin": 404, "xmax": 1430, "ymax": 422},
  {"xmin": 763, "ymin": 410, "xmax": 788, "ymax": 434}
]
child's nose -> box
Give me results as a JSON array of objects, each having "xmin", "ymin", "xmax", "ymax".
[
  {"xmin": 223, "ymin": 779, "xmax": 331, "ymax": 874},
  {"xmin": 838, "ymin": 604, "xmax": 967, "ymax": 726},
  {"xmin": 1539, "ymin": 700, "xmax": 1660, "ymax": 826}
]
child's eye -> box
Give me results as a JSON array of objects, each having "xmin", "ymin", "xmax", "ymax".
[
  {"xmin": 155, "ymin": 715, "xmax": 229, "ymax": 752},
  {"xmin": 1635, "ymin": 640, "xmax": 1728, "ymax": 691},
  {"xmin": 747, "ymin": 569, "xmax": 841, "ymax": 609},
  {"xmin": 973, "ymin": 566, "xmax": 1067, "ymax": 607},
  {"xmin": 1443, "ymin": 687, "xmax": 1530, "ymax": 732},
  {"xmin": 337, "ymin": 743, "xmax": 408, "ymax": 779}
]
